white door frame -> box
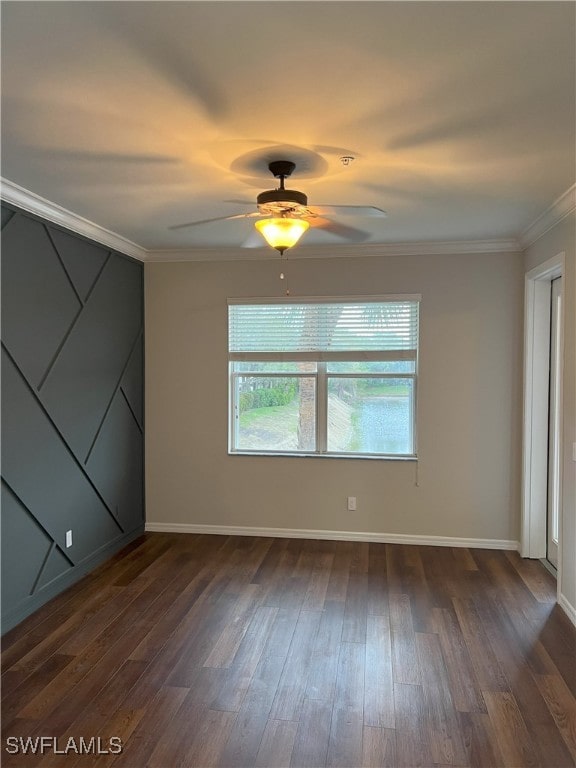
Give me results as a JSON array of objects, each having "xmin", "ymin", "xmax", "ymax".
[{"xmin": 521, "ymin": 252, "xmax": 564, "ymax": 590}]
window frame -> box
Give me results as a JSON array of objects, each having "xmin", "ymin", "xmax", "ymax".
[{"xmin": 228, "ymin": 295, "xmax": 420, "ymax": 460}]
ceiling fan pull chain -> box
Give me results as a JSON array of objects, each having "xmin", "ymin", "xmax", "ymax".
[{"xmin": 279, "ymin": 252, "xmax": 290, "ymax": 296}]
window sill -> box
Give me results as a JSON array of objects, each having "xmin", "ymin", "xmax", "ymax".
[{"xmin": 228, "ymin": 451, "xmax": 418, "ymax": 461}]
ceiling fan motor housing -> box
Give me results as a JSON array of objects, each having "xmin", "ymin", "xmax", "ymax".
[
  {"xmin": 257, "ymin": 188, "xmax": 309, "ymax": 216},
  {"xmin": 255, "ymin": 159, "xmax": 311, "ymax": 216}
]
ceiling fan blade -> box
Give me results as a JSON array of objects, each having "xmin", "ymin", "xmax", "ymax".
[
  {"xmin": 168, "ymin": 212, "xmax": 260, "ymax": 230},
  {"xmin": 241, "ymin": 229, "xmax": 267, "ymax": 248},
  {"xmin": 310, "ymin": 217, "xmax": 371, "ymax": 242},
  {"xmin": 310, "ymin": 205, "xmax": 387, "ymax": 218},
  {"xmin": 31, "ymin": 148, "xmax": 178, "ymax": 165}
]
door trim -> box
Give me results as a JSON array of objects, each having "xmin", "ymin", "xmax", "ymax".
[{"xmin": 522, "ymin": 253, "xmax": 564, "ymax": 597}]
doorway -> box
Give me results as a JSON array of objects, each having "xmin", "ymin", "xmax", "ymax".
[
  {"xmin": 522, "ymin": 252, "xmax": 564, "ymax": 593},
  {"xmin": 546, "ymin": 277, "xmax": 562, "ymax": 570}
]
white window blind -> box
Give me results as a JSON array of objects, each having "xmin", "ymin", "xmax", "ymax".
[{"xmin": 228, "ymin": 296, "xmax": 420, "ymax": 361}]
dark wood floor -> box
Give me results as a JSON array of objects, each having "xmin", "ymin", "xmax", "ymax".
[{"xmin": 2, "ymin": 533, "xmax": 575, "ymax": 768}]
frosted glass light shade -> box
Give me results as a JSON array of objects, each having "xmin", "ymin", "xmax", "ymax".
[{"xmin": 254, "ymin": 217, "xmax": 310, "ymax": 253}]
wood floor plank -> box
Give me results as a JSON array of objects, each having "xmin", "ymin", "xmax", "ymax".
[
  {"xmin": 416, "ymin": 631, "xmax": 468, "ymax": 766},
  {"xmin": 0, "ymin": 535, "xmax": 152, "ymax": 659},
  {"xmin": 341, "ymin": 569, "xmax": 368, "ymax": 644},
  {"xmin": 42, "ymin": 660, "xmax": 149, "ymax": 766},
  {"xmin": 452, "ymin": 597, "xmax": 510, "ymax": 693},
  {"xmin": 251, "ymin": 539, "xmax": 289, "ymax": 585},
  {"xmin": 269, "ymin": 610, "xmax": 323, "ymax": 721},
  {"xmin": 451, "ymin": 547, "xmax": 479, "ymax": 572},
  {"xmin": 127, "ymin": 575, "xmax": 215, "ymax": 664},
  {"xmin": 203, "ymin": 583, "xmax": 262, "ymax": 669},
  {"xmin": 290, "ymin": 698, "xmax": 332, "ymax": 768},
  {"xmin": 384, "ymin": 543, "xmax": 404, "ymax": 595},
  {"xmin": 483, "ymin": 690, "xmax": 540, "ymax": 768},
  {"xmin": 326, "ymin": 642, "xmax": 364, "ymax": 768},
  {"xmin": 504, "ymin": 550, "xmax": 557, "ymax": 602},
  {"xmin": 144, "ymin": 667, "xmax": 226, "ymax": 768},
  {"xmin": 432, "ymin": 606, "xmax": 486, "ymax": 713},
  {"xmin": 535, "ymin": 673, "xmax": 576, "ymax": 762},
  {"xmin": 1, "ymin": 653, "xmax": 76, "ymax": 734},
  {"xmin": 178, "ymin": 709, "xmax": 238, "ymax": 768},
  {"xmin": 421, "ymin": 545, "xmax": 475, "ymax": 605},
  {"xmin": 110, "ymin": 536, "xmax": 175, "ymax": 587},
  {"xmin": 2, "ymin": 536, "xmax": 575, "ymax": 768},
  {"xmin": 390, "ymin": 594, "xmax": 420, "ymax": 685},
  {"xmin": 324, "ymin": 541, "xmax": 352, "ymax": 603},
  {"xmin": 458, "ymin": 711, "xmax": 505, "ymax": 768},
  {"xmin": 473, "ymin": 548, "xmax": 547, "ymax": 625},
  {"xmin": 301, "ymin": 552, "xmax": 334, "ymax": 612},
  {"xmin": 476, "ymin": 597, "xmax": 575, "ymax": 767},
  {"xmin": 341, "ymin": 544, "xmax": 369, "ymax": 643},
  {"xmin": 537, "ymin": 605, "xmax": 576, "ymax": 697},
  {"xmin": 16, "ymin": 565, "xmax": 192, "ymax": 723},
  {"xmin": 228, "ymin": 536, "xmax": 276, "ymax": 583},
  {"xmin": 305, "ymin": 600, "xmax": 344, "ymax": 703},
  {"xmin": 110, "ymin": 685, "xmax": 189, "ymax": 767},
  {"xmin": 67, "ymin": 707, "xmax": 146, "ymax": 768},
  {"xmin": 31, "ymin": 660, "xmax": 149, "ymax": 768},
  {"xmin": 364, "ymin": 613, "xmax": 395, "ymax": 729},
  {"xmin": 366, "ymin": 541, "xmax": 389, "ymax": 616},
  {"xmin": 261, "ymin": 543, "xmax": 306, "ymax": 609},
  {"xmin": 2, "ymin": 584, "xmax": 123, "ymax": 687},
  {"xmin": 255, "ymin": 719, "xmax": 298, "ymax": 768},
  {"xmin": 148, "ymin": 704, "xmax": 236, "ymax": 768},
  {"xmin": 362, "ymin": 726, "xmax": 396, "ymax": 768},
  {"xmin": 394, "ymin": 682, "xmax": 434, "ymax": 768},
  {"xmin": 398, "ymin": 546, "xmax": 436, "ymax": 633},
  {"xmin": 215, "ymin": 608, "xmax": 299, "ymax": 768},
  {"xmin": 210, "ymin": 605, "xmax": 278, "ymax": 711}
]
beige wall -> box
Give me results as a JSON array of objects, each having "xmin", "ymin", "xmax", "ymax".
[
  {"xmin": 524, "ymin": 212, "xmax": 576, "ymax": 612},
  {"xmin": 145, "ymin": 249, "xmax": 524, "ymax": 545}
]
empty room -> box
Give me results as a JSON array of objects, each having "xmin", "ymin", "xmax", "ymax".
[{"xmin": 1, "ymin": 2, "xmax": 575, "ymax": 767}]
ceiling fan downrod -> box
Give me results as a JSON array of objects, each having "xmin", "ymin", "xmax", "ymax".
[
  {"xmin": 269, "ymin": 160, "xmax": 296, "ymax": 187},
  {"xmin": 256, "ymin": 161, "xmax": 308, "ymax": 210}
]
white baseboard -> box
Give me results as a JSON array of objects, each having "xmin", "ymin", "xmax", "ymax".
[
  {"xmin": 145, "ymin": 522, "xmax": 519, "ymax": 550},
  {"xmin": 558, "ymin": 593, "xmax": 576, "ymax": 628}
]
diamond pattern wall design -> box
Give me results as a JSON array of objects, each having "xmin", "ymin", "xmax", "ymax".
[{"xmin": 1, "ymin": 205, "xmax": 144, "ymax": 632}]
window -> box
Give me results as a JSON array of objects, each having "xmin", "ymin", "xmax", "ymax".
[{"xmin": 228, "ymin": 296, "xmax": 419, "ymax": 458}]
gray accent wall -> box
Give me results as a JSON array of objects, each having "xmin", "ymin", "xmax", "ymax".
[{"xmin": 1, "ymin": 204, "xmax": 145, "ymax": 633}]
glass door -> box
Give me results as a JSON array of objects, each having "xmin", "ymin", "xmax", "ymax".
[{"xmin": 547, "ymin": 276, "xmax": 562, "ymax": 570}]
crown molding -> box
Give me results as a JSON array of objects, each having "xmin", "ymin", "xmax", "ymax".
[
  {"xmin": 520, "ymin": 183, "xmax": 576, "ymax": 249},
  {"xmin": 0, "ymin": 177, "xmax": 522, "ymax": 262},
  {"xmin": 0, "ymin": 177, "xmax": 148, "ymax": 262},
  {"xmin": 145, "ymin": 238, "xmax": 521, "ymax": 263}
]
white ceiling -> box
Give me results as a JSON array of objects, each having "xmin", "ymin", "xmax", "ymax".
[{"xmin": 1, "ymin": 1, "xmax": 575, "ymax": 257}]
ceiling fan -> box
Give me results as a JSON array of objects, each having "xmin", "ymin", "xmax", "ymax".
[{"xmin": 170, "ymin": 160, "xmax": 387, "ymax": 254}]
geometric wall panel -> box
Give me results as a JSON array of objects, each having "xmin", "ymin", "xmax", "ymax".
[
  {"xmin": 120, "ymin": 336, "xmax": 144, "ymax": 428},
  {"xmin": 49, "ymin": 227, "xmax": 109, "ymax": 302},
  {"xmin": 1, "ymin": 204, "xmax": 144, "ymax": 632},
  {"xmin": 2, "ymin": 347, "xmax": 123, "ymax": 561},
  {"xmin": 87, "ymin": 386, "xmax": 144, "ymax": 534},
  {"xmin": 35, "ymin": 546, "xmax": 73, "ymax": 592},
  {"xmin": 1, "ymin": 215, "xmax": 82, "ymax": 390},
  {"xmin": 40, "ymin": 253, "xmax": 143, "ymax": 462},
  {"xmin": 1, "ymin": 481, "xmax": 57, "ymax": 615},
  {"xmin": 1, "ymin": 207, "xmax": 14, "ymax": 228}
]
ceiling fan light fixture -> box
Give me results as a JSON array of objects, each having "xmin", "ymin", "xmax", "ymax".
[{"xmin": 254, "ymin": 217, "xmax": 310, "ymax": 254}]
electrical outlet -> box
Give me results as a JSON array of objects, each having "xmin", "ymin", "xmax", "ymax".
[
  {"xmin": 347, "ymin": 496, "xmax": 357, "ymax": 511},
  {"xmin": 66, "ymin": 530, "xmax": 73, "ymax": 548}
]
